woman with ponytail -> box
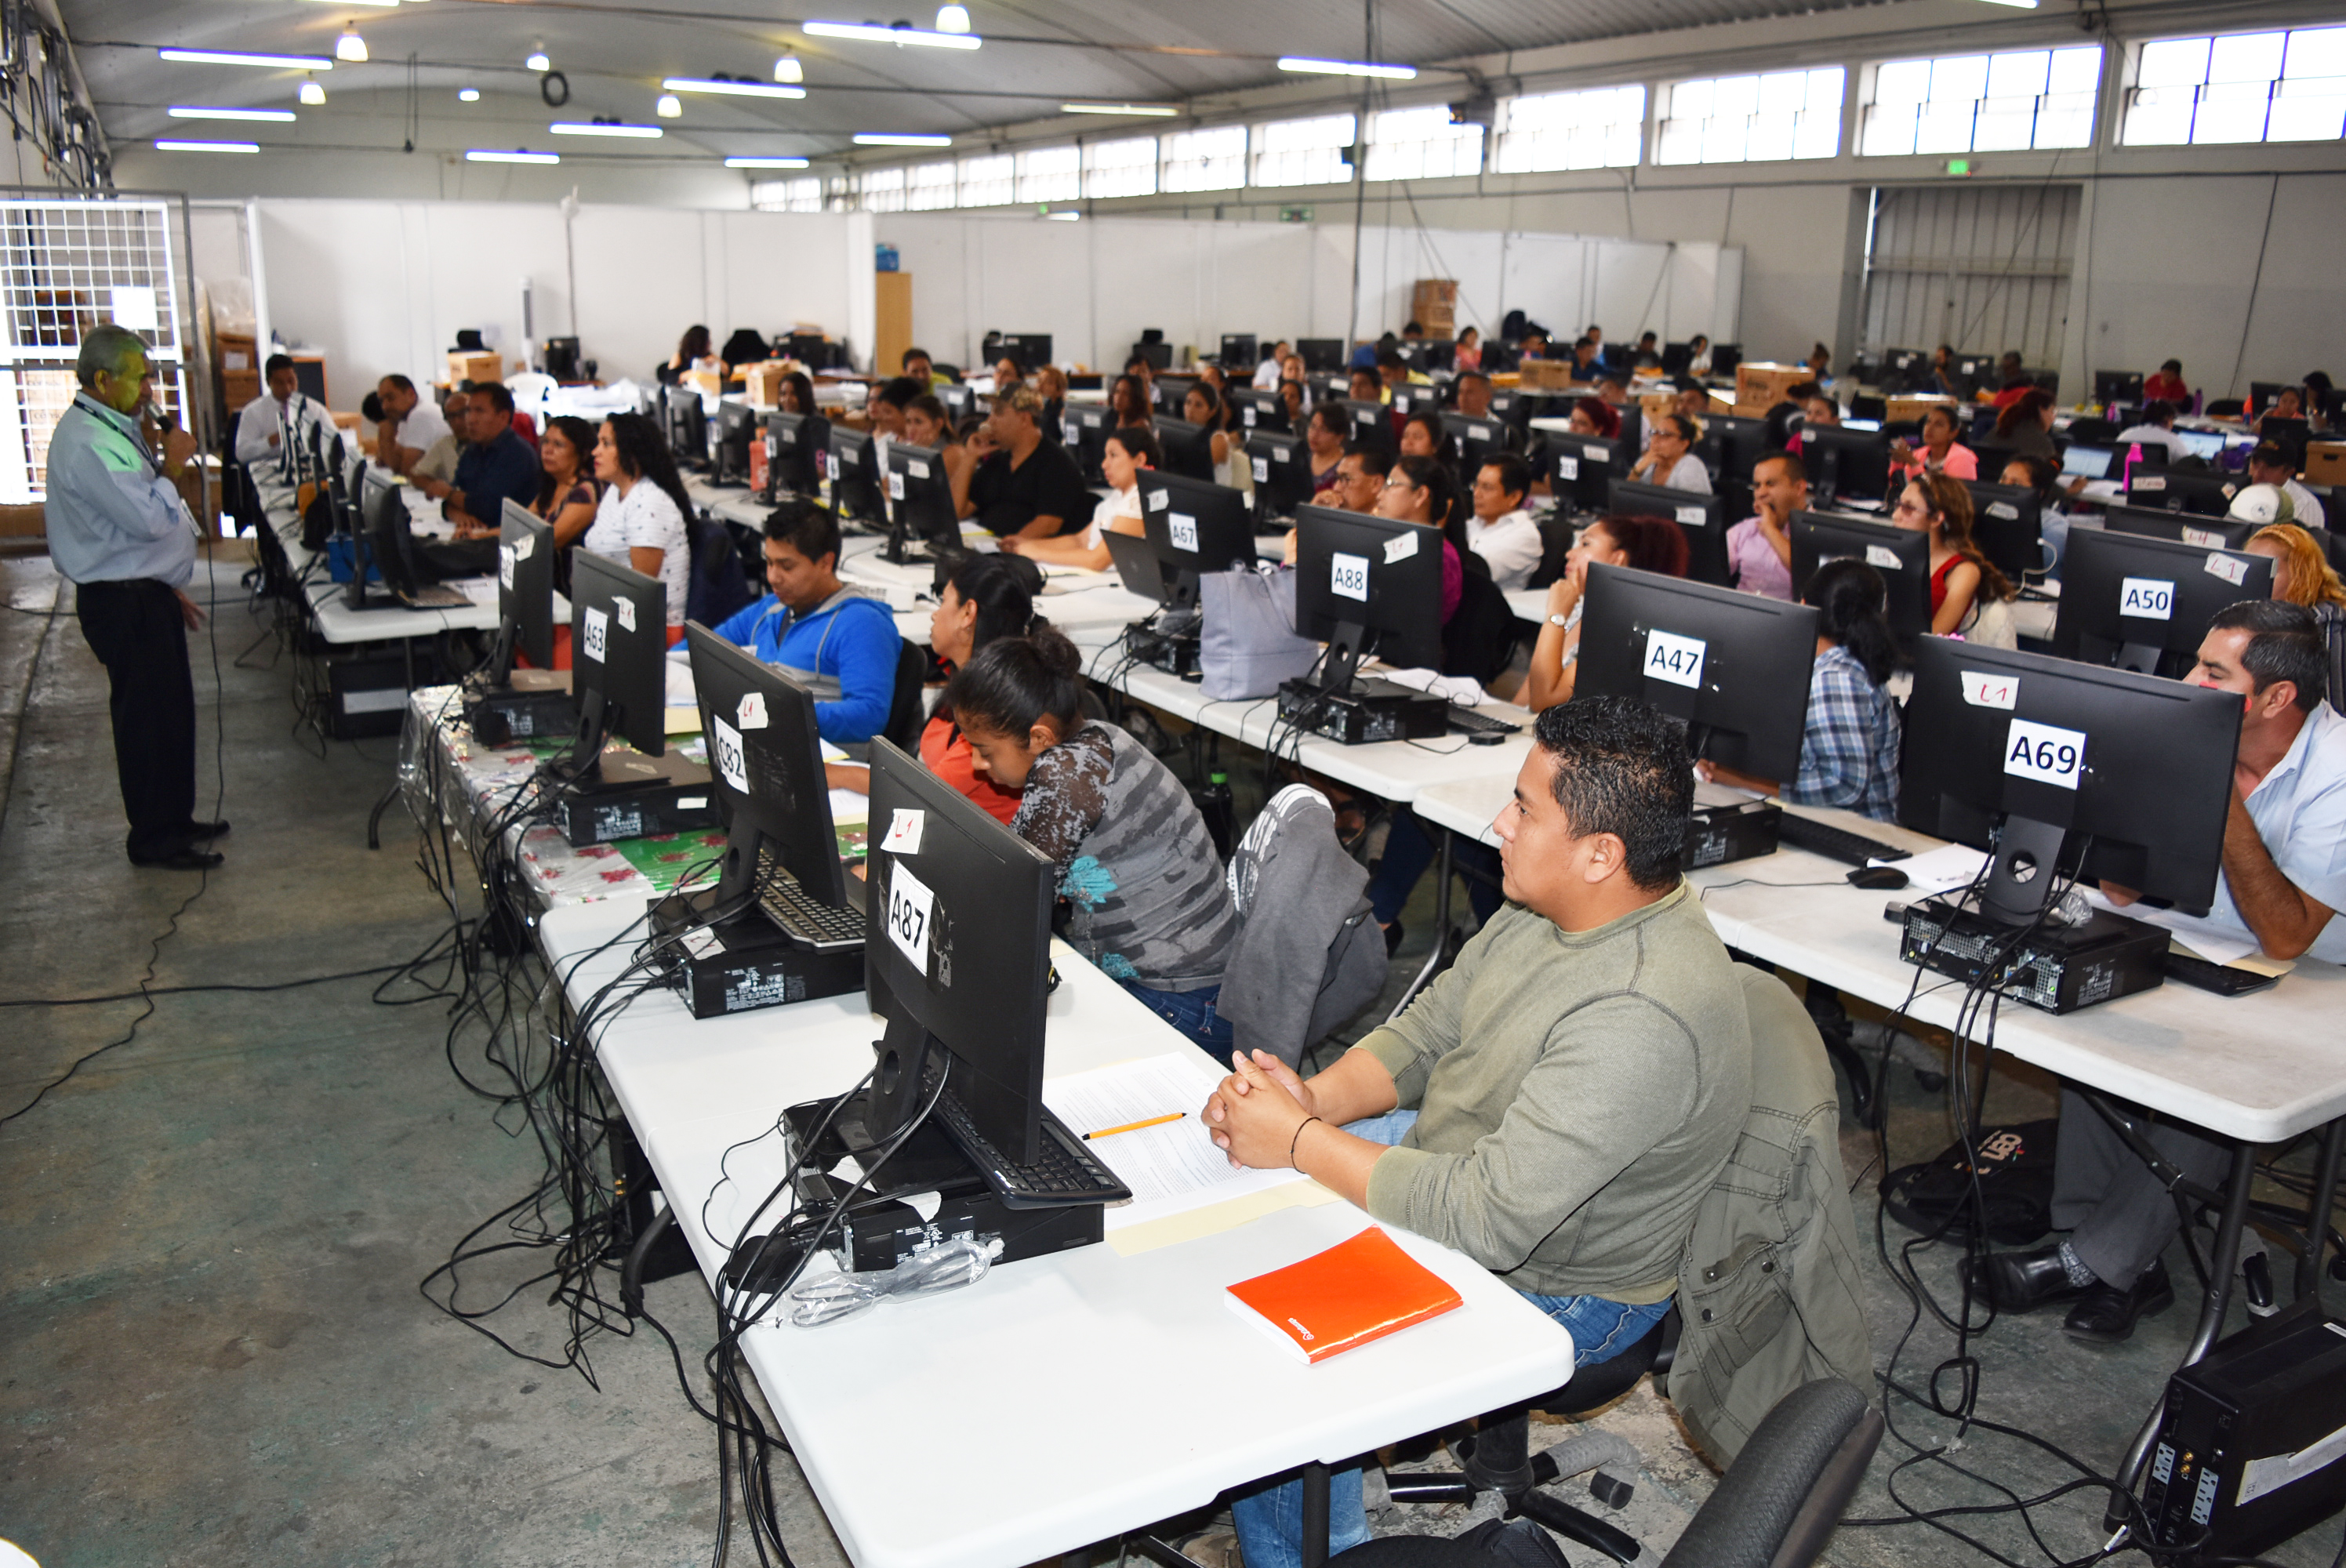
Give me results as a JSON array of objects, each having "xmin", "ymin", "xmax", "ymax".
[{"xmin": 945, "ymin": 627, "xmax": 1240, "ymax": 1052}]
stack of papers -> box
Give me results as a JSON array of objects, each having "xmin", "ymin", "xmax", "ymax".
[{"xmin": 1876, "ymin": 843, "xmax": 1988, "ymax": 896}]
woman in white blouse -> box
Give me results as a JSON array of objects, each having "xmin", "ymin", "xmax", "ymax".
[
  {"xmin": 1004, "ymin": 425, "xmax": 1158, "ymax": 572},
  {"xmin": 583, "ymin": 412, "xmax": 692, "ymax": 629}
]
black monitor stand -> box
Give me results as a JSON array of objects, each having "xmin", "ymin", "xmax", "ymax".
[{"xmin": 1275, "ymin": 620, "xmax": 1447, "ymax": 746}]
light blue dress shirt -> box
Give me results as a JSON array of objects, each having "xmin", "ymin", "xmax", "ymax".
[{"xmin": 43, "ymin": 392, "xmax": 197, "ymax": 588}]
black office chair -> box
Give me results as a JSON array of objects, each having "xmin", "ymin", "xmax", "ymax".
[
  {"xmin": 1345, "ymin": 1378, "xmax": 1882, "ymax": 1568},
  {"xmin": 882, "ymin": 640, "xmax": 929, "ymax": 756},
  {"xmin": 1527, "ymin": 514, "xmax": 1574, "ymax": 590},
  {"xmin": 1441, "ymin": 567, "xmax": 1518, "ymax": 688},
  {"xmin": 2067, "ymin": 416, "xmax": 2119, "ymax": 445}
]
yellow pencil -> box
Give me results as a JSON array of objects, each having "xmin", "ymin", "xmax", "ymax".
[{"xmin": 1084, "ymin": 1112, "xmax": 1184, "ymax": 1140}]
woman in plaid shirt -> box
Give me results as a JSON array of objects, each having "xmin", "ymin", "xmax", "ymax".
[{"xmin": 1700, "ymin": 558, "xmax": 1904, "ymax": 822}]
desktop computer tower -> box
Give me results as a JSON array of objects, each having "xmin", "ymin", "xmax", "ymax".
[
  {"xmin": 467, "ymin": 668, "xmax": 576, "ymax": 746},
  {"xmin": 1683, "ymin": 798, "xmax": 1784, "ymax": 869},
  {"xmin": 1898, "ymin": 898, "xmax": 2167, "ymax": 1013},
  {"xmin": 2137, "ymin": 1300, "xmax": 2346, "ymax": 1563},
  {"xmin": 1275, "ymin": 677, "xmax": 1448, "ymax": 746},
  {"xmin": 648, "ymin": 886, "xmax": 866, "ymax": 1018},
  {"xmin": 325, "ymin": 649, "xmax": 438, "ymax": 739},
  {"xmin": 558, "ymin": 750, "xmax": 720, "ymax": 847}
]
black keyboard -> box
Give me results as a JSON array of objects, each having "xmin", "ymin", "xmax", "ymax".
[
  {"xmin": 1446, "ymin": 706, "xmax": 1522, "ymax": 737},
  {"xmin": 1775, "ymin": 811, "xmax": 1912, "ymax": 867},
  {"xmin": 933, "ymin": 1091, "xmax": 1131, "ymax": 1210},
  {"xmin": 757, "ymin": 870, "xmax": 865, "ymax": 951},
  {"xmin": 2162, "ymin": 949, "xmax": 2279, "ymax": 997}
]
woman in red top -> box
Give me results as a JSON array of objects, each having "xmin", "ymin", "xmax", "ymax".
[
  {"xmin": 830, "ymin": 553, "xmax": 1044, "ymax": 825},
  {"xmin": 2143, "ymin": 359, "xmax": 2189, "ymax": 406},
  {"xmin": 1890, "ymin": 470, "xmax": 2012, "ymax": 636}
]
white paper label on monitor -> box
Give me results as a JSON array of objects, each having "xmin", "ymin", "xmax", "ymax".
[
  {"xmin": 1865, "ymin": 544, "xmax": 1902, "ymax": 570},
  {"xmin": 1331, "ymin": 550, "xmax": 1371, "ymax": 603},
  {"xmin": 2180, "ymin": 526, "xmax": 2225, "ymax": 549},
  {"xmin": 884, "ymin": 862, "xmax": 935, "ymax": 971},
  {"xmin": 2119, "ymin": 576, "xmax": 2176, "ymax": 621},
  {"xmin": 1273, "ymin": 445, "xmax": 1292, "ymax": 463},
  {"xmin": 498, "ymin": 545, "xmax": 517, "ymax": 589},
  {"xmin": 1584, "ymin": 443, "xmax": 1608, "ymax": 461},
  {"xmin": 887, "ymin": 470, "xmax": 906, "ymax": 502},
  {"xmin": 581, "ymin": 607, "xmax": 608, "ymax": 665},
  {"xmin": 2134, "ymin": 474, "xmax": 2166, "ymax": 491},
  {"xmin": 2205, "ymin": 552, "xmax": 2249, "ymax": 586},
  {"xmin": 614, "ymin": 596, "xmax": 637, "ymax": 634},
  {"xmin": 881, "ymin": 807, "xmax": 924, "ymax": 856},
  {"xmin": 737, "ymin": 690, "xmax": 769, "ymax": 731},
  {"xmin": 711, "ymin": 717, "xmax": 750, "ymax": 794},
  {"xmin": 1168, "ymin": 513, "xmax": 1199, "ymax": 553},
  {"xmin": 2005, "ymin": 717, "xmax": 2086, "ymax": 791},
  {"xmin": 1147, "ymin": 488, "xmax": 1170, "ymax": 512},
  {"xmin": 1961, "ymin": 670, "xmax": 2018, "ymax": 710},
  {"xmin": 1987, "ymin": 502, "xmax": 2019, "ymax": 521},
  {"xmin": 1064, "ymin": 416, "xmax": 1080, "ymax": 443},
  {"xmin": 677, "ymin": 797, "xmax": 706, "ymax": 811},
  {"xmin": 1383, "ymin": 528, "xmax": 1419, "ymax": 565},
  {"xmin": 512, "ymin": 532, "xmax": 535, "ymax": 561},
  {"xmin": 1252, "ymin": 456, "xmax": 1271, "ymax": 484},
  {"xmin": 1675, "ymin": 505, "xmax": 1707, "ymax": 528},
  {"xmin": 1643, "ymin": 628, "xmax": 1706, "ymax": 689},
  {"xmin": 1242, "ymin": 405, "xmax": 1257, "ymax": 426},
  {"xmin": 778, "ymin": 426, "xmax": 796, "ymax": 446},
  {"xmin": 1555, "ymin": 455, "xmax": 1580, "ymax": 481},
  {"xmin": 1471, "ymin": 424, "xmax": 1493, "ymax": 440},
  {"xmin": 908, "ymin": 459, "xmax": 931, "ymax": 480}
]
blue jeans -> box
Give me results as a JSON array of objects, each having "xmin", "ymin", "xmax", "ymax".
[
  {"xmin": 1367, "ymin": 814, "xmax": 1505, "ymax": 928},
  {"xmin": 1119, "ymin": 978, "xmax": 1235, "ymax": 1061},
  {"xmin": 1231, "ymin": 1109, "xmax": 1667, "ymax": 1568}
]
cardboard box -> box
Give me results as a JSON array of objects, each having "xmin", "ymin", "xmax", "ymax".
[
  {"xmin": 2306, "ymin": 441, "xmax": 2346, "ymax": 486},
  {"xmin": 216, "ymin": 332, "xmax": 256, "ymax": 374},
  {"xmin": 1520, "ymin": 358, "xmax": 1578, "ymax": 390},
  {"xmin": 1735, "ymin": 361, "xmax": 1808, "ymax": 412},
  {"xmin": 0, "ymin": 503, "xmax": 42, "ymax": 539},
  {"xmin": 221, "ymin": 369, "xmax": 260, "ymax": 410},
  {"xmin": 1411, "ymin": 279, "xmax": 1458, "ymax": 310},
  {"xmin": 685, "ymin": 368, "xmax": 723, "ymax": 397},
  {"xmin": 447, "ymin": 350, "xmax": 503, "ymax": 387},
  {"xmin": 742, "ymin": 361, "xmax": 790, "ymax": 407},
  {"xmin": 1888, "ymin": 394, "xmax": 1959, "ymax": 426}
]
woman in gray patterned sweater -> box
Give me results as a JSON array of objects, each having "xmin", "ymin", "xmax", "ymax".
[{"xmin": 944, "ymin": 627, "xmax": 1240, "ymax": 1054}]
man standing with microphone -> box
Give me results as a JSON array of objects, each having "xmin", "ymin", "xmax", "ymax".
[{"xmin": 46, "ymin": 323, "xmax": 226, "ymax": 870}]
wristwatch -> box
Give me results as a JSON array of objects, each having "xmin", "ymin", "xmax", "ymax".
[{"xmin": 1547, "ymin": 612, "xmax": 1571, "ymax": 628}]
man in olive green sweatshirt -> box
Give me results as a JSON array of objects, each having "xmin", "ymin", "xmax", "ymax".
[{"xmin": 1208, "ymin": 696, "xmax": 1756, "ymax": 1568}]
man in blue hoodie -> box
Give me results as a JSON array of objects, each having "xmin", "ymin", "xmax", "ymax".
[{"xmin": 712, "ymin": 499, "xmax": 902, "ymax": 746}]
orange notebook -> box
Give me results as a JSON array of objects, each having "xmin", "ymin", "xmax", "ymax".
[{"xmin": 1225, "ymin": 1227, "xmax": 1464, "ymax": 1365}]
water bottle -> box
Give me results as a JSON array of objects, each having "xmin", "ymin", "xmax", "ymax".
[{"xmin": 1195, "ymin": 769, "xmax": 1235, "ymax": 862}]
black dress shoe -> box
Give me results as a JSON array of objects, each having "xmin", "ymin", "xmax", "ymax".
[
  {"xmin": 2065, "ymin": 1261, "xmax": 2174, "ymax": 1345},
  {"xmin": 1964, "ymin": 1243, "xmax": 2094, "ymax": 1312},
  {"xmin": 130, "ymin": 848, "xmax": 224, "ymax": 870},
  {"xmin": 183, "ymin": 818, "xmax": 231, "ymax": 840}
]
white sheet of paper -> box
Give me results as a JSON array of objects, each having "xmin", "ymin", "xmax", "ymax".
[
  {"xmin": 2086, "ymin": 895, "xmax": 2261, "ymax": 967},
  {"xmin": 1878, "ymin": 843, "xmax": 1990, "ymax": 895},
  {"xmin": 1043, "ymin": 1052, "xmax": 1306, "ymax": 1228}
]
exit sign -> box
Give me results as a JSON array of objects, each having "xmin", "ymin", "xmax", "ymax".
[
  {"xmin": 1946, "ymin": 158, "xmax": 1973, "ymax": 176},
  {"xmin": 1279, "ymin": 205, "xmax": 1315, "ymax": 223}
]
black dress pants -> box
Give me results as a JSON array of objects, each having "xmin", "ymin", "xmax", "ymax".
[{"xmin": 74, "ymin": 578, "xmax": 198, "ymax": 860}]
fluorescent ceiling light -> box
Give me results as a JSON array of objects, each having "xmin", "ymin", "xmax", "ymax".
[
  {"xmin": 159, "ymin": 48, "xmax": 333, "ymax": 70},
  {"xmin": 550, "ymin": 122, "xmax": 663, "ymax": 138},
  {"xmin": 300, "ymin": 78, "xmax": 327, "ymax": 105},
  {"xmin": 935, "ymin": 4, "xmax": 971, "ymax": 31},
  {"xmin": 656, "ymin": 93, "xmax": 682, "ymax": 117},
  {"xmin": 1278, "ymin": 56, "xmax": 1415, "ymax": 80},
  {"xmin": 168, "ymin": 106, "xmax": 296, "ymax": 122},
  {"xmin": 1044, "ymin": 210, "xmax": 1081, "ymax": 221},
  {"xmin": 458, "ymin": 87, "xmax": 480, "ymax": 102},
  {"xmin": 724, "ymin": 156, "xmax": 811, "ymax": 168},
  {"xmin": 156, "ymin": 139, "xmax": 260, "ymax": 153},
  {"xmin": 525, "ymin": 50, "xmax": 551, "ymax": 71},
  {"xmin": 663, "ymin": 77, "xmax": 807, "ymax": 100},
  {"xmin": 335, "ymin": 26, "xmax": 369, "ymax": 63},
  {"xmin": 853, "ymin": 132, "xmax": 951, "ymax": 146},
  {"xmin": 1061, "ymin": 103, "xmax": 1178, "ymax": 117},
  {"xmin": 303, "ymin": 0, "xmax": 397, "ymax": 6},
  {"xmin": 467, "ymin": 149, "xmax": 559, "ymax": 164},
  {"xmin": 1973, "ymin": 0, "xmax": 2039, "ymax": 7},
  {"xmin": 804, "ymin": 20, "xmax": 981, "ymax": 50},
  {"xmin": 774, "ymin": 53, "xmax": 803, "ymax": 83}
]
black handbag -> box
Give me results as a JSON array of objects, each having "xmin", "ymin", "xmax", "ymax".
[{"xmin": 1882, "ymin": 1119, "xmax": 2058, "ymax": 1246}]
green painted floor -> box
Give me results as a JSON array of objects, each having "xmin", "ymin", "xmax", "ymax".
[{"xmin": 2, "ymin": 553, "xmax": 2338, "ymax": 1567}]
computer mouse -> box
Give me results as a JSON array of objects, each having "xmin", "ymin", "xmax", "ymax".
[
  {"xmin": 1847, "ymin": 864, "xmax": 1910, "ymax": 891},
  {"xmin": 1466, "ymin": 731, "xmax": 1509, "ymax": 746}
]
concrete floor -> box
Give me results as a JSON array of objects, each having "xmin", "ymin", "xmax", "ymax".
[{"xmin": 2, "ymin": 553, "xmax": 2339, "ymax": 1567}]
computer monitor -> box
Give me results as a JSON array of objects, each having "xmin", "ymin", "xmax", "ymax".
[
  {"xmin": 761, "ymin": 411, "xmax": 823, "ymax": 498},
  {"xmin": 1411, "ymin": 339, "xmax": 1456, "ymax": 374},
  {"xmin": 1290, "ymin": 504, "xmax": 1444, "ymax": 692},
  {"xmin": 934, "ymin": 381, "xmax": 975, "ymax": 424},
  {"xmin": 1709, "ymin": 415, "xmax": 1777, "ymax": 488},
  {"xmin": 1066, "ymin": 404, "xmax": 1114, "ymax": 485},
  {"xmin": 2052, "ymin": 528, "xmax": 2274, "ymax": 676},
  {"xmin": 862, "ymin": 736, "xmax": 1059, "ymax": 1160},
  {"xmin": 1616, "ymin": 401, "xmax": 1645, "ymax": 456},
  {"xmin": 496, "ymin": 499, "xmax": 557, "ymax": 676},
  {"xmin": 2099, "ymin": 504, "xmax": 2258, "ymax": 551},
  {"xmin": 2094, "ymin": 369, "xmax": 2144, "ymax": 407},
  {"xmin": 566, "ymin": 550, "xmax": 670, "ymax": 771},
  {"xmin": 2258, "ymin": 415, "xmax": 2312, "ymax": 465},
  {"xmin": 1138, "ymin": 471, "xmax": 1258, "ymax": 612},
  {"xmin": 1155, "ymin": 374, "xmax": 1197, "ymax": 416},
  {"xmin": 884, "ymin": 440, "xmax": 961, "ymax": 565},
  {"xmin": 2174, "ymin": 429, "xmax": 2228, "ymax": 463},
  {"xmin": 348, "ymin": 470, "xmax": 403, "ymax": 611},
  {"xmin": 1789, "ymin": 511, "xmax": 1934, "ymax": 645},
  {"xmin": 1607, "ymin": 477, "xmax": 1730, "ymax": 588},
  {"xmin": 1244, "ymin": 431, "xmax": 1313, "ymax": 521},
  {"xmin": 1899, "ymin": 637, "xmax": 2242, "ymax": 926},
  {"xmin": 1803, "ymin": 425, "xmax": 1894, "ymax": 505},
  {"xmin": 1709, "ymin": 343, "xmax": 1742, "ymax": 379},
  {"xmin": 1219, "ymin": 333, "xmax": 1258, "ymax": 368},
  {"xmin": 663, "ymin": 384, "xmax": 708, "ymax": 470},
  {"xmin": 1444, "ymin": 412, "xmax": 1511, "ymax": 477},
  {"xmin": 1661, "ymin": 342, "xmax": 1694, "ymax": 376},
  {"xmin": 2061, "ymin": 443, "xmax": 2116, "ymax": 482},
  {"xmin": 1959, "ymin": 481, "xmax": 2046, "ymax": 582},
  {"xmin": 1340, "ymin": 399, "xmax": 1390, "ymax": 449},
  {"xmin": 984, "ymin": 332, "xmax": 1052, "ymax": 372},
  {"xmin": 712, "ymin": 399, "xmax": 758, "ymax": 487},
  {"xmin": 826, "ymin": 426, "xmax": 884, "ymax": 525},
  {"xmin": 1297, "ymin": 338, "xmax": 1345, "ymax": 373},
  {"xmin": 1227, "ymin": 387, "xmax": 1290, "ymax": 435},
  {"xmin": 1954, "ymin": 354, "xmax": 1996, "ymax": 390},
  {"xmin": 1389, "ymin": 383, "xmax": 1440, "ymax": 421},
  {"xmin": 2126, "ymin": 467, "xmax": 2236, "ymax": 517},
  {"xmin": 1130, "ymin": 340, "xmax": 1173, "ymax": 372},
  {"xmin": 1550, "ymin": 433, "xmax": 1622, "ymax": 513},
  {"xmin": 2249, "ymin": 380, "xmax": 2290, "ymax": 419},
  {"xmin": 1152, "ymin": 414, "xmax": 1217, "ymax": 482},
  {"xmin": 1574, "ymin": 563, "xmax": 1820, "ymax": 783},
  {"xmin": 685, "ymin": 622, "xmax": 852, "ymax": 935}
]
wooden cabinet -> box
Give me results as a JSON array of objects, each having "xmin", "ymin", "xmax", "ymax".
[{"xmin": 875, "ymin": 271, "xmax": 912, "ymax": 380}]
